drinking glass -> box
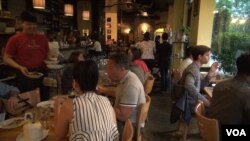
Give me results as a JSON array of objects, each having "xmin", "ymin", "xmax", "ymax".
[{"xmin": 39, "ymin": 107, "xmax": 51, "ymax": 129}]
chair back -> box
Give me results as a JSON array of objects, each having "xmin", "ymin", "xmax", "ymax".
[
  {"xmin": 135, "ymin": 95, "xmax": 151, "ymax": 141},
  {"xmin": 3, "ymin": 88, "xmax": 40, "ymax": 116},
  {"xmin": 122, "ymin": 119, "xmax": 134, "ymax": 141},
  {"xmin": 144, "ymin": 75, "xmax": 155, "ymax": 95},
  {"xmin": 195, "ymin": 102, "xmax": 220, "ymax": 141},
  {"xmin": 172, "ymin": 69, "xmax": 181, "ymax": 81}
]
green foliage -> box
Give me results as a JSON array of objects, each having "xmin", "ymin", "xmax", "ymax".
[
  {"xmin": 212, "ymin": 32, "xmax": 250, "ymax": 74},
  {"xmin": 180, "ymin": 26, "xmax": 190, "ymax": 34},
  {"xmin": 212, "ymin": 0, "xmax": 250, "ymax": 74}
]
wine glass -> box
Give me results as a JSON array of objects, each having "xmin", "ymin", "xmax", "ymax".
[{"xmin": 39, "ymin": 107, "xmax": 51, "ymax": 129}]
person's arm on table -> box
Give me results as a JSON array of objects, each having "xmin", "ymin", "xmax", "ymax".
[
  {"xmin": 0, "ymin": 82, "xmax": 19, "ymax": 111},
  {"xmin": 54, "ymin": 99, "xmax": 73, "ymax": 141},
  {"xmin": 114, "ymin": 106, "xmax": 134, "ymax": 122},
  {"xmin": 114, "ymin": 85, "xmax": 138, "ymax": 122}
]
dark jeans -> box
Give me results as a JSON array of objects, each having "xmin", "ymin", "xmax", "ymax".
[
  {"xmin": 117, "ymin": 120, "xmax": 125, "ymax": 141},
  {"xmin": 159, "ymin": 63, "xmax": 170, "ymax": 91},
  {"xmin": 16, "ymin": 68, "xmax": 49, "ymax": 101},
  {"xmin": 143, "ymin": 59, "xmax": 155, "ymax": 72}
]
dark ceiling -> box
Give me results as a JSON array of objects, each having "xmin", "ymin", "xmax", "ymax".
[
  {"xmin": 135, "ymin": 0, "xmax": 174, "ymax": 12},
  {"xmin": 116, "ymin": 0, "xmax": 173, "ymax": 19}
]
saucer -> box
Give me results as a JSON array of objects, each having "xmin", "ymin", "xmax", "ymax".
[
  {"xmin": 26, "ymin": 72, "xmax": 44, "ymax": 79},
  {"xmin": 0, "ymin": 117, "xmax": 26, "ymax": 129},
  {"xmin": 46, "ymin": 64, "xmax": 63, "ymax": 70},
  {"xmin": 16, "ymin": 129, "xmax": 49, "ymax": 141},
  {"xmin": 44, "ymin": 60, "xmax": 59, "ymax": 65},
  {"xmin": 37, "ymin": 100, "xmax": 54, "ymax": 109}
]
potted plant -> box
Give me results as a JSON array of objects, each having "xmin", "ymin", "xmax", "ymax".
[{"xmin": 180, "ymin": 26, "xmax": 190, "ymax": 42}]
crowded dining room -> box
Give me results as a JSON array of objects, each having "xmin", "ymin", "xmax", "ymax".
[{"xmin": 0, "ymin": 0, "xmax": 250, "ymax": 141}]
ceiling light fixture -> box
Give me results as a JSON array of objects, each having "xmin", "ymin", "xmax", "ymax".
[
  {"xmin": 64, "ymin": 4, "xmax": 74, "ymax": 16},
  {"xmin": 33, "ymin": 0, "xmax": 45, "ymax": 9},
  {"xmin": 82, "ymin": 10, "xmax": 90, "ymax": 20}
]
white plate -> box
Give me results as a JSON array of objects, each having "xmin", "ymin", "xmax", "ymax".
[
  {"xmin": 48, "ymin": 57, "xmax": 58, "ymax": 61},
  {"xmin": 37, "ymin": 101, "xmax": 54, "ymax": 108},
  {"xmin": 26, "ymin": 72, "xmax": 44, "ymax": 79},
  {"xmin": 44, "ymin": 60, "xmax": 59, "ymax": 65},
  {"xmin": 16, "ymin": 129, "xmax": 49, "ymax": 141},
  {"xmin": 0, "ymin": 117, "xmax": 26, "ymax": 129},
  {"xmin": 46, "ymin": 64, "xmax": 63, "ymax": 69}
]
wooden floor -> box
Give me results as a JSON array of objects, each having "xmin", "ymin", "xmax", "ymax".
[{"xmin": 142, "ymin": 79, "xmax": 202, "ymax": 141}]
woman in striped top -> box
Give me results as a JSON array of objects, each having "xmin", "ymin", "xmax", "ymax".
[{"xmin": 55, "ymin": 60, "xmax": 119, "ymax": 141}]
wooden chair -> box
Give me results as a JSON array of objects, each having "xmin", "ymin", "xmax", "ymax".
[
  {"xmin": 195, "ymin": 102, "xmax": 220, "ymax": 141},
  {"xmin": 135, "ymin": 95, "xmax": 151, "ymax": 141},
  {"xmin": 144, "ymin": 75, "xmax": 155, "ymax": 95},
  {"xmin": 172, "ymin": 68, "xmax": 181, "ymax": 81},
  {"xmin": 122, "ymin": 119, "xmax": 134, "ymax": 141}
]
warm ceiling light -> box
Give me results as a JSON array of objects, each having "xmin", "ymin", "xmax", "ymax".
[
  {"xmin": 64, "ymin": 4, "xmax": 74, "ymax": 16},
  {"xmin": 82, "ymin": 29, "xmax": 89, "ymax": 35},
  {"xmin": 123, "ymin": 28, "xmax": 131, "ymax": 34},
  {"xmin": 141, "ymin": 23, "xmax": 149, "ymax": 33},
  {"xmin": 142, "ymin": 12, "xmax": 148, "ymax": 17},
  {"xmin": 33, "ymin": 0, "xmax": 45, "ymax": 9},
  {"xmin": 82, "ymin": 11, "xmax": 90, "ymax": 20}
]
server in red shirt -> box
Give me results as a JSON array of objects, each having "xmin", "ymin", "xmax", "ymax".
[{"xmin": 4, "ymin": 11, "xmax": 49, "ymax": 101}]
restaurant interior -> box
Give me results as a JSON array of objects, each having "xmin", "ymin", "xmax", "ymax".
[{"xmin": 0, "ymin": 0, "xmax": 250, "ymax": 141}]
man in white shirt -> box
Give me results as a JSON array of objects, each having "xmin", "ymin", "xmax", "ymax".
[
  {"xmin": 179, "ymin": 46, "xmax": 194, "ymax": 75},
  {"xmin": 139, "ymin": 32, "xmax": 156, "ymax": 72},
  {"xmin": 98, "ymin": 53, "xmax": 145, "ymax": 138},
  {"xmin": 90, "ymin": 35, "xmax": 102, "ymax": 52}
]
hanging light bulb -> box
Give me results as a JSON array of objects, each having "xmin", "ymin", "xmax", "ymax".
[
  {"xmin": 33, "ymin": 0, "xmax": 45, "ymax": 9},
  {"xmin": 64, "ymin": 4, "xmax": 74, "ymax": 16}
]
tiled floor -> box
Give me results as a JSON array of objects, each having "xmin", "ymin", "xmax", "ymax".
[{"xmin": 142, "ymin": 80, "xmax": 202, "ymax": 141}]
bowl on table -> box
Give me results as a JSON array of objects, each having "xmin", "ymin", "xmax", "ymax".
[
  {"xmin": 26, "ymin": 72, "xmax": 44, "ymax": 79},
  {"xmin": 48, "ymin": 57, "xmax": 58, "ymax": 61},
  {"xmin": 44, "ymin": 60, "xmax": 59, "ymax": 65},
  {"xmin": 46, "ymin": 64, "xmax": 63, "ymax": 69}
]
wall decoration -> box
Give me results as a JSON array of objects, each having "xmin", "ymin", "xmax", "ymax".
[
  {"xmin": 107, "ymin": 17, "xmax": 111, "ymax": 22},
  {"xmin": 106, "ymin": 23, "xmax": 111, "ymax": 28},
  {"xmin": 107, "ymin": 35, "xmax": 111, "ymax": 40},
  {"xmin": 107, "ymin": 29, "xmax": 111, "ymax": 34}
]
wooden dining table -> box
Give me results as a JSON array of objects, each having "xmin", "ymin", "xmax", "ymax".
[
  {"xmin": 204, "ymin": 86, "xmax": 213, "ymax": 98},
  {"xmin": 0, "ymin": 117, "xmax": 56, "ymax": 141},
  {"xmin": 0, "ymin": 97, "xmax": 59, "ymax": 141}
]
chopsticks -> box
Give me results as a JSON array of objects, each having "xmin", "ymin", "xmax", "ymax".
[{"xmin": 16, "ymin": 95, "xmax": 33, "ymax": 108}]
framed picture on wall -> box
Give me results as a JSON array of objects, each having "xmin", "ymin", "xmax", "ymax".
[
  {"xmin": 107, "ymin": 29, "xmax": 111, "ymax": 34},
  {"xmin": 107, "ymin": 35, "xmax": 111, "ymax": 40},
  {"xmin": 107, "ymin": 17, "xmax": 111, "ymax": 22},
  {"xmin": 106, "ymin": 23, "xmax": 111, "ymax": 28}
]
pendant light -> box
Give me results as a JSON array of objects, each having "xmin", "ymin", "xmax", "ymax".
[
  {"xmin": 64, "ymin": 4, "xmax": 73, "ymax": 16},
  {"xmin": 82, "ymin": 10, "xmax": 90, "ymax": 20},
  {"xmin": 33, "ymin": 0, "xmax": 45, "ymax": 9}
]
